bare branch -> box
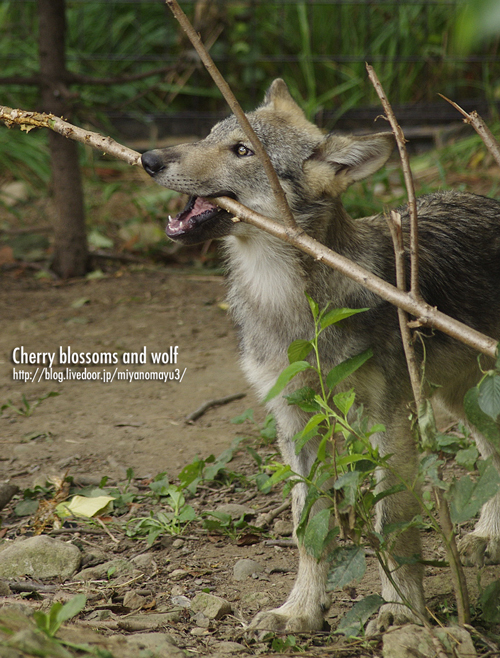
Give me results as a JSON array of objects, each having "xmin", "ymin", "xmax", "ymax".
[
  {"xmin": 0, "ymin": 105, "xmax": 141, "ymax": 167},
  {"xmin": 1, "ymin": 106, "xmax": 497, "ymax": 359},
  {"xmin": 439, "ymin": 94, "xmax": 500, "ymax": 168},
  {"xmin": 366, "ymin": 64, "xmax": 421, "ymax": 301},
  {"xmin": 165, "ymin": 0, "xmax": 297, "ymax": 229}
]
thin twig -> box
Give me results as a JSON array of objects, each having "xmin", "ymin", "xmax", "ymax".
[
  {"xmin": 0, "ymin": 105, "xmax": 141, "ymax": 167},
  {"xmin": 367, "ymin": 64, "xmax": 421, "ymax": 302},
  {"xmin": 185, "ymin": 392, "xmax": 246, "ymax": 422},
  {"xmin": 165, "ymin": 0, "xmax": 296, "ymax": 229},
  {"xmin": 439, "ymin": 94, "xmax": 500, "ymax": 168},
  {"xmin": 1, "ymin": 108, "xmax": 497, "ymax": 359},
  {"xmin": 255, "ymin": 499, "xmax": 291, "ymax": 528},
  {"xmin": 386, "ymin": 210, "xmax": 422, "ymax": 408}
]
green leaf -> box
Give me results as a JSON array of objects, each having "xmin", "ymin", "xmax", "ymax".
[
  {"xmin": 326, "ymin": 348, "xmax": 373, "ymax": 390},
  {"xmin": 294, "ymin": 426, "xmax": 320, "ymax": 454},
  {"xmin": 327, "ymin": 545, "xmax": 366, "ymax": 591},
  {"xmin": 303, "ymin": 508, "xmax": 331, "ymax": 559},
  {"xmin": 259, "ymin": 464, "xmax": 293, "ymax": 494},
  {"xmin": 320, "ymin": 307, "xmax": 369, "ymax": 330},
  {"xmin": 336, "ymin": 594, "xmax": 385, "ymax": 637},
  {"xmin": 56, "ymin": 594, "xmax": 86, "ymax": 627},
  {"xmin": 14, "ymin": 499, "xmax": 39, "ymax": 517},
  {"xmin": 264, "ymin": 361, "xmax": 311, "ymax": 402},
  {"xmin": 231, "ymin": 408, "xmax": 254, "ymax": 424},
  {"xmin": 305, "ymin": 292, "xmax": 319, "ymax": 320},
  {"xmin": 448, "ymin": 460, "xmax": 500, "ymax": 524},
  {"xmin": 478, "ymin": 579, "xmax": 500, "ymax": 624},
  {"xmin": 288, "ymin": 339, "xmax": 313, "ymax": 364},
  {"xmin": 285, "ymin": 386, "xmax": 319, "ymax": 413},
  {"xmin": 478, "ymin": 374, "xmax": 500, "ymax": 420},
  {"xmin": 418, "ymin": 398, "xmax": 438, "ymax": 451},
  {"xmin": 464, "ymin": 386, "xmax": 500, "ymax": 447},
  {"xmin": 334, "ymin": 471, "xmax": 361, "ymax": 510},
  {"xmin": 455, "ymin": 446, "xmax": 479, "ymax": 471},
  {"xmin": 333, "ymin": 389, "xmax": 356, "ymax": 416}
]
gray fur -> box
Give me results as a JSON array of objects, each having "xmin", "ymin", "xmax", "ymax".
[{"xmin": 142, "ymin": 79, "xmax": 500, "ymax": 632}]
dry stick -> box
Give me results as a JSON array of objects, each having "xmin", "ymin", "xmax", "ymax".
[
  {"xmin": 386, "ymin": 212, "xmax": 471, "ymax": 627},
  {"xmin": 439, "ymin": 94, "xmax": 500, "ymax": 168},
  {"xmin": 0, "ymin": 105, "xmax": 141, "ymax": 167},
  {"xmin": 185, "ymin": 392, "xmax": 246, "ymax": 423},
  {"xmin": 0, "ymin": 108, "xmax": 497, "ymax": 359},
  {"xmin": 366, "ymin": 64, "xmax": 422, "ymax": 302},
  {"xmin": 165, "ymin": 0, "xmax": 296, "ymax": 230},
  {"xmin": 216, "ymin": 196, "xmax": 498, "ymax": 359}
]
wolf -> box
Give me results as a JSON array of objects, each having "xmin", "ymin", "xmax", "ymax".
[{"xmin": 141, "ymin": 79, "xmax": 500, "ymax": 632}]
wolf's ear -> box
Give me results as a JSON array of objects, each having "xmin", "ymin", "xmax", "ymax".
[
  {"xmin": 315, "ymin": 132, "xmax": 395, "ymax": 183},
  {"xmin": 263, "ymin": 79, "xmax": 304, "ymax": 115}
]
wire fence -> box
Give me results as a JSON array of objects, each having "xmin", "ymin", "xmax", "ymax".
[{"xmin": 3, "ymin": 0, "xmax": 499, "ymax": 138}]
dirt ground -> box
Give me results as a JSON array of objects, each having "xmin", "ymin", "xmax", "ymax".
[{"xmin": 0, "ymin": 266, "xmax": 499, "ymax": 657}]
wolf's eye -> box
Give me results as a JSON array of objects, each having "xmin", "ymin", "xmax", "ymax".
[{"xmin": 234, "ymin": 144, "xmax": 254, "ymax": 158}]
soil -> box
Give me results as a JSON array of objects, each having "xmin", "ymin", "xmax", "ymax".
[{"xmin": 0, "ymin": 267, "xmax": 498, "ymax": 656}]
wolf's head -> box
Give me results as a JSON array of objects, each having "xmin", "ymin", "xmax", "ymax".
[{"xmin": 142, "ymin": 79, "xmax": 393, "ymax": 245}]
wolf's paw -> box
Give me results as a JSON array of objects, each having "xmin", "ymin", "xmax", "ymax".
[
  {"xmin": 458, "ymin": 532, "xmax": 500, "ymax": 567},
  {"xmin": 248, "ymin": 605, "xmax": 327, "ymax": 634},
  {"xmin": 365, "ymin": 604, "xmax": 421, "ymax": 636}
]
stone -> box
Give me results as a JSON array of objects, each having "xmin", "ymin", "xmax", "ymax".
[
  {"xmin": 382, "ymin": 624, "xmax": 476, "ymax": 658},
  {"xmin": 171, "ymin": 595, "xmax": 191, "ymax": 608},
  {"xmin": 213, "ymin": 640, "xmax": 249, "ymax": 653},
  {"xmin": 0, "ymin": 484, "xmax": 19, "ymax": 512},
  {"xmin": 190, "ymin": 592, "xmax": 232, "ymax": 620},
  {"xmin": 125, "ymin": 632, "xmax": 184, "ymax": 658},
  {"xmin": 273, "ymin": 519, "xmax": 293, "ymax": 536},
  {"xmin": 0, "ymin": 581, "xmax": 12, "ymax": 596},
  {"xmin": 233, "ymin": 558, "xmax": 264, "ymax": 581},
  {"xmin": 123, "ymin": 590, "xmax": 145, "ymax": 610},
  {"xmin": 215, "ymin": 503, "xmax": 255, "ymax": 520},
  {"xmin": 130, "ymin": 552, "xmax": 157, "ymax": 571},
  {"xmin": 74, "ymin": 558, "xmax": 134, "ymax": 582},
  {"xmin": 0, "ymin": 536, "xmax": 81, "ymax": 581},
  {"xmin": 170, "ymin": 568, "xmax": 189, "ymax": 580}
]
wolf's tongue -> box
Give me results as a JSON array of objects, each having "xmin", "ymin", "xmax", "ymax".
[{"xmin": 168, "ymin": 196, "xmax": 218, "ymax": 234}]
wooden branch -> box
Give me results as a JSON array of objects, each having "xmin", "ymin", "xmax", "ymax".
[
  {"xmin": 0, "ymin": 105, "xmax": 141, "ymax": 167},
  {"xmin": 1, "ymin": 107, "xmax": 497, "ymax": 359},
  {"xmin": 215, "ymin": 195, "xmax": 498, "ymax": 359},
  {"xmin": 439, "ymin": 94, "xmax": 500, "ymax": 168},
  {"xmin": 165, "ymin": 0, "xmax": 297, "ymax": 229},
  {"xmin": 185, "ymin": 392, "xmax": 246, "ymax": 423},
  {"xmin": 367, "ymin": 64, "xmax": 421, "ymax": 301},
  {"xmin": 386, "ymin": 210, "xmax": 422, "ymax": 408}
]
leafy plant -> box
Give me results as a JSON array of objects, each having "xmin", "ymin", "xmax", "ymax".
[
  {"xmin": 1, "ymin": 391, "xmax": 59, "ymax": 417},
  {"xmin": 33, "ymin": 594, "xmax": 86, "ymax": 638}
]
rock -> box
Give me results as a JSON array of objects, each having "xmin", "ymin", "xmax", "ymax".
[
  {"xmin": 215, "ymin": 503, "xmax": 255, "ymax": 520},
  {"xmin": 241, "ymin": 591, "xmax": 270, "ymax": 610},
  {"xmin": 171, "ymin": 595, "xmax": 191, "ymax": 608},
  {"xmin": 191, "ymin": 626, "xmax": 209, "ymax": 636},
  {"xmin": 0, "ymin": 536, "xmax": 81, "ymax": 581},
  {"xmin": 382, "ymin": 624, "xmax": 476, "ymax": 658},
  {"xmin": 0, "ymin": 581, "xmax": 12, "ymax": 596},
  {"xmin": 213, "ymin": 640, "xmax": 249, "ymax": 653},
  {"xmin": 126, "ymin": 632, "xmax": 184, "ymax": 658},
  {"xmin": 0, "ymin": 484, "xmax": 19, "ymax": 511},
  {"xmin": 233, "ymin": 558, "xmax": 265, "ymax": 581},
  {"xmin": 193, "ymin": 611, "xmax": 211, "ymax": 628},
  {"xmin": 74, "ymin": 558, "xmax": 135, "ymax": 581},
  {"xmin": 169, "ymin": 568, "xmax": 189, "ymax": 580},
  {"xmin": 190, "ymin": 592, "xmax": 232, "ymax": 620},
  {"xmin": 172, "ymin": 538, "xmax": 184, "ymax": 549},
  {"xmin": 130, "ymin": 552, "xmax": 157, "ymax": 571},
  {"xmin": 273, "ymin": 519, "xmax": 293, "ymax": 536},
  {"xmin": 123, "ymin": 590, "xmax": 145, "ymax": 610}
]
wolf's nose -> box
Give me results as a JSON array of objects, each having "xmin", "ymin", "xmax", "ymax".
[{"xmin": 141, "ymin": 151, "xmax": 165, "ymax": 176}]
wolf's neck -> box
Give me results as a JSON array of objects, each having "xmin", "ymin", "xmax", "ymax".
[{"xmin": 225, "ymin": 230, "xmax": 304, "ymax": 311}]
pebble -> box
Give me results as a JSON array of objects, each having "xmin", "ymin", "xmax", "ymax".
[
  {"xmin": 190, "ymin": 592, "xmax": 232, "ymax": 620},
  {"xmin": 232, "ymin": 558, "xmax": 264, "ymax": 581},
  {"xmin": 0, "ymin": 536, "xmax": 81, "ymax": 581}
]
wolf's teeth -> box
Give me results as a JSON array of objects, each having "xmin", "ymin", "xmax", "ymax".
[{"xmin": 168, "ymin": 215, "xmax": 173, "ymax": 221}]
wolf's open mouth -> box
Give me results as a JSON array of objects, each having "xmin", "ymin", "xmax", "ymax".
[{"xmin": 166, "ymin": 196, "xmax": 222, "ymax": 238}]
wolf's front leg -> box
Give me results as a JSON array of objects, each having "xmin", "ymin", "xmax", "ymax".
[{"xmin": 249, "ymin": 479, "xmax": 331, "ymax": 632}]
